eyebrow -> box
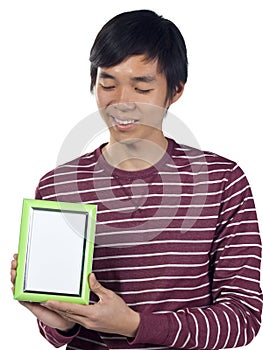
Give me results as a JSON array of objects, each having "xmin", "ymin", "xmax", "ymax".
[
  {"xmin": 132, "ymin": 76, "xmax": 156, "ymax": 83},
  {"xmin": 98, "ymin": 72, "xmax": 116, "ymax": 80},
  {"xmin": 98, "ymin": 71, "xmax": 156, "ymax": 83}
]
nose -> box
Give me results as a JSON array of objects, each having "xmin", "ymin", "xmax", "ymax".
[
  {"xmin": 114, "ymin": 102, "xmax": 136, "ymax": 112},
  {"xmin": 114, "ymin": 87, "xmax": 136, "ymax": 112}
]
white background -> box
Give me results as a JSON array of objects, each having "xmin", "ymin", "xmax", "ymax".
[{"xmin": 1, "ymin": 0, "xmax": 262, "ymax": 348}]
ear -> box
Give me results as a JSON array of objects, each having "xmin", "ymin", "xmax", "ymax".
[{"xmin": 168, "ymin": 83, "xmax": 185, "ymax": 106}]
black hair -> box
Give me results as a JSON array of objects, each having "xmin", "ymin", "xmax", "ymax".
[{"xmin": 89, "ymin": 9, "xmax": 188, "ymax": 102}]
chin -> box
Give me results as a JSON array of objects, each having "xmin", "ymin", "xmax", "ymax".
[{"xmin": 114, "ymin": 137, "xmax": 141, "ymax": 145}]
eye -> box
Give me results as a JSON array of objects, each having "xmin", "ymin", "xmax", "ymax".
[
  {"xmin": 100, "ymin": 84, "xmax": 115, "ymax": 91},
  {"xmin": 135, "ymin": 88, "xmax": 153, "ymax": 94}
]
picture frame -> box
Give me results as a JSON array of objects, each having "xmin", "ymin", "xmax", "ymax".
[{"xmin": 14, "ymin": 198, "xmax": 97, "ymax": 304}]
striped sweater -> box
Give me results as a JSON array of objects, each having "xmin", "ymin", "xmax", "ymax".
[{"xmin": 36, "ymin": 138, "xmax": 262, "ymax": 349}]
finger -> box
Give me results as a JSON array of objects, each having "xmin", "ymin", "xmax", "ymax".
[
  {"xmin": 13, "ymin": 253, "xmax": 18, "ymax": 260},
  {"xmin": 19, "ymin": 301, "xmax": 41, "ymax": 312},
  {"xmin": 20, "ymin": 301, "xmax": 51, "ymax": 314},
  {"xmin": 19, "ymin": 301, "xmax": 76, "ymax": 330},
  {"xmin": 10, "ymin": 269, "xmax": 16, "ymax": 284},
  {"xmin": 20, "ymin": 301, "xmax": 57, "ymax": 316},
  {"xmin": 89, "ymin": 273, "xmax": 107, "ymax": 298},
  {"xmin": 11, "ymin": 259, "xmax": 17, "ymax": 269},
  {"xmin": 42, "ymin": 301, "xmax": 73, "ymax": 314},
  {"xmin": 59, "ymin": 312, "xmax": 88, "ymax": 327},
  {"xmin": 43, "ymin": 300, "xmax": 92, "ymax": 318}
]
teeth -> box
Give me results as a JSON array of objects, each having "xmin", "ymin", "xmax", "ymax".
[{"xmin": 114, "ymin": 117, "xmax": 135, "ymax": 125}]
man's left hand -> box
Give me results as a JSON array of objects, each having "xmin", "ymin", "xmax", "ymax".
[{"xmin": 42, "ymin": 273, "xmax": 140, "ymax": 338}]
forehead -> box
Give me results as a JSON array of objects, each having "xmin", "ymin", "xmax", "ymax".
[{"xmin": 97, "ymin": 54, "xmax": 163, "ymax": 80}]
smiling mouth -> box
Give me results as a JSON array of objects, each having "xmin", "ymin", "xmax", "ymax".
[{"xmin": 111, "ymin": 115, "xmax": 139, "ymax": 125}]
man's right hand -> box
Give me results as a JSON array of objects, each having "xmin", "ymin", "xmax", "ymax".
[{"xmin": 10, "ymin": 253, "xmax": 77, "ymax": 332}]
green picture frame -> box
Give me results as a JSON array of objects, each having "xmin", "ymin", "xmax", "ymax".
[{"xmin": 14, "ymin": 198, "xmax": 97, "ymax": 304}]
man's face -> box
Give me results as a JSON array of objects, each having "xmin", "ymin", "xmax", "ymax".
[{"xmin": 95, "ymin": 54, "xmax": 178, "ymax": 146}]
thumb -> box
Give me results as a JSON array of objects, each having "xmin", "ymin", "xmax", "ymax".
[{"xmin": 89, "ymin": 273, "xmax": 107, "ymax": 297}]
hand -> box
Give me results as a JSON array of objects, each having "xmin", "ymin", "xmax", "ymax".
[
  {"xmin": 43, "ymin": 273, "xmax": 140, "ymax": 338},
  {"xmin": 10, "ymin": 254, "xmax": 76, "ymax": 332}
]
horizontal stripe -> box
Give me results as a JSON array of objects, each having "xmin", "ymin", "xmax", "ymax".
[
  {"xmin": 214, "ymin": 231, "xmax": 260, "ymax": 244},
  {"xmin": 39, "ymin": 176, "xmax": 114, "ymax": 189},
  {"xmin": 224, "ymin": 173, "xmax": 245, "ymax": 191},
  {"xmin": 212, "ymin": 285, "xmax": 262, "ymax": 296},
  {"xmin": 93, "ymin": 251, "xmax": 209, "ymax": 261},
  {"xmin": 128, "ymin": 293, "xmax": 211, "ymax": 306},
  {"xmin": 96, "ymin": 215, "xmax": 218, "ymax": 225},
  {"xmin": 217, "ymin": 197, "xmax": 254, "ymax": 216},
  {"xmin": 99, "ymin": 271, "xmax": 209, "ymax": 283},
  {"xmin": 116, "ymin": 282, "xmax": 210, "ymax": 295},
  {"xmin": 42, "ymin": 187, "xmax": 225, "ymax": 199},
  {"xmin": 216, "ymin": 297, "xmax": 261, "ymax": 313},
  {"xmin": 214, "ymin": 274, "xmax": 260, "ymax": 284},
  {"xmin": 221, "ymin": 185, "xmax": 250, "ymax": 203},
  {"xmin": 215, "ymin": 255, "xmax": 261, "ymax": 261},
  {"xmin": 93, "ymin": 261, "xmax": 209, "ymax": 272},
  {"xmin": 97, "ymin": 203, "xmax": 221, "ymax": 214}
]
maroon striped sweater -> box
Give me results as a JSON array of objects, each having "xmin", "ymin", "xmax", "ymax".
[{"xmin": 36, "ymin": 138, "xmax": 262, "ymax": 349}]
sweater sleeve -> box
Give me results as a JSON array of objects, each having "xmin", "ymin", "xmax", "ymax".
[
  {"xmin": 130, "ymin": 165, "xmax": 262, "ymax": 349},
  {"xmin": 38, "ymin": 320, "xmax": 80, "ymax": 348}
]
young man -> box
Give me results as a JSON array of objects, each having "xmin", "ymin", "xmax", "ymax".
[{"xmin": 11, "ymin": 9, "xmax": 262, "ymax": 349}]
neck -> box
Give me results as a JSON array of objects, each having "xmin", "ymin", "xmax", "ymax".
[{"xmin": 102, "ymin": 136, "xmax": 168, "ymax": 171}]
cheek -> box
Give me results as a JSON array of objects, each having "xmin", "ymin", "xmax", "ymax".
[
  {"xmin": 146, "ymin": 95, "xmax": 168, "ymax": 110},
  {"xmin": 140, "ymin": 103, "xmax": 167, "ymax": 125},
  {"xmin": 95, "ymin": 89, "xmax": 109, "ymax": 109},
  {"xmin": 145, "ymin": 84, "xmax": 168, "ymax": 107}
]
